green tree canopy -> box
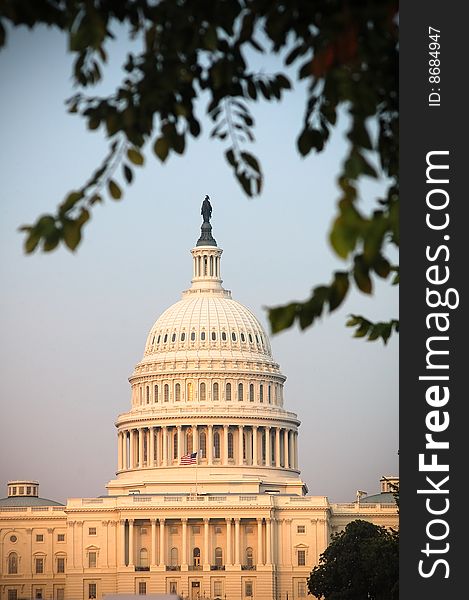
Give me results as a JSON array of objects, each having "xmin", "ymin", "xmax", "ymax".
[
  {"xmin": 308, "ymin": 519, "xmax": 399, "ymax": 600},
  {"xmin": 0, "ymin": 0, "xmax": 398, "ymax": 341}
]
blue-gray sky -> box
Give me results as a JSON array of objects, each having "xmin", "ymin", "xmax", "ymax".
[{"xmin": 0, "ymin": 26, "xmax": 398, "ymax": 503}]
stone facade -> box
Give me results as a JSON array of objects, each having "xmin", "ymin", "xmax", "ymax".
[{"xmin": 0, "ymin": 216, "xmax": 397, "ymax": 600}]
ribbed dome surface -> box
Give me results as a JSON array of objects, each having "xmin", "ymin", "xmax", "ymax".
[{"xmin": 143, "ymin": 294, "xmax": 272, "ymax": 359}]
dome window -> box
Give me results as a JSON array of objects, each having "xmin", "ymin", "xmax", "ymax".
[
  {"xmin": 238, "ymin": 383, "xmax": 244, "ymax": 401},
  {"xmin": 248, "ymin": 333, "xmax": 253, "ymax": 343},
  {"xmin": 175, "ymin": 383, "xmax": 181, "ymax": 402},
  {"xmin": 255, "ymin": 334, "xmax": 259, "ymax": 344},
  {"xmin": 154, "ymin": 385, "xmax": 159, "ymax": 403},
  {"xmin": 259, "ymin": 384, "xmax": 264, "ymax": 403},
  {"xmin": 200, "ymin": 382, "xmax": 206, "ymax": 401},
  {"xmin": 231, "ymin": 332, "xmax": 237, "ymax": 341},
  {"xmin": 191, "ymin": 332, "xmax": 196, "ymax": 341},
  {"xmin": 213, "ymin": 431, "xmax": 221, "ymax": 459},
  {"xmin": 157, "ymin": 335, "xmax": 161, "ymax": 344},
  {"xmin": 164, "ymin": 334, "xmax": 168, "ymax": 343},
  {"xmin": 241, "ymin": 332, "xmax": 246, "ymax": 342},
  {"xmin": 212, "ymin": 382, "xmax": 219, "ymax": 402},
  {"xmin": 211, "ymin": 331, "xmax": 216, "ymax": 341},
  {"xmin": 228, "ymin": 431, "xmax": 234, "ymax": 459},
  {"xmin": 221, "ymin": 331, "xmax": 227, "ymax": 341},
  {"xmin": 181, "ymin": 332, "xmax": 186, "ymax": 341},
  {"xmin": 201, "ymin": 331, "xmax": 206, "ymax": 341},
  {"xmin": 199, "ymin": 431, "xmax": 206, "ymax": 458},
  {"xmin": 226, "ymin": 383, "xmax": 232, "ymax": 401},
  {"xmin": 171, "ymin": 333, "xmax": 176, "ymax": 342},
  {"xmin": 249, "ymin": 384, "xmax": 254, "ymax": 402},
  {"xmin": 187, "ymin": 382, "xmax": 194, "ymax": 401},
  {"xmin": 164, "ymin": 384, "xmax": 169, "ymax": 402}
]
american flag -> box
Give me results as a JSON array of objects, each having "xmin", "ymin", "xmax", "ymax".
[{"xmin": 180, "ymin": 451, "xmax": 198, "ymax": 465}]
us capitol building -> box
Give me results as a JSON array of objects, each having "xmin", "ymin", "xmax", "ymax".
[{"xmin": 0, "ymin": 200, "xmax": 398, "ymax": 600}]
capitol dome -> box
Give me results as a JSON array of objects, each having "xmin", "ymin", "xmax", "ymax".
[{"xmin": 107, "ymin": 200, "xmax": 306, "ymax": 497}]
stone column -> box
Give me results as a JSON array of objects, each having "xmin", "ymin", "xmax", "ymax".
[
  {"xmin": 151, "ymin": 519, "xmax": 157, "ymax": 566},
  {"xmin": 181, "ymin": 518, "xmax": 188, "ymax": 568},
  {"xmin": 294, "ymin": 432, "xmax": 298, "ymax": 469},
  {"xmin": 117, "ymin": 432, "xmax": 122, "ymax": 470},
  {"xmin": 257, "ymin": 518, "xmax": 263, "ymax": 566},
  {"xmin": 162, "ymin": 426, "xmax": 168, "ymax": 466},
  {"xmin": 204, "ymin": 518, "xmax": 210, "ymax": 567},
  {"xmin": 159, "ymin": 519, "xmax": 165, "ymax": 566},
  {"xmin": 234, "ymin": 518, "xmax": 240, "ymax": 565},
  {"xmin": 265, "ymin": 427, "xmax": 271, "ymax": 467},
  {"xmin": 266, "ymin": 518, "xmax": 272, "ymax": 564},
  {"xmin": 252, "ymin": 426, "xmax": 258, "ymax": 466},
  {"xmin": 207, "ymin": 424, "xmax": 213, "ymax": 465},
  {"xmin": 68, "ymin": 521, "xmax": 75, "ymax": 568},
  {"xmin": 102, "ymin": 520, "xmax": 109, "ymax": 567},
  {"xmin": 238, "ymin": 425, "xmax": 244, "ymax": 465},
  {"xmin": 283, "ymin": 519, "xmax": 292, "ymax": 566},
  {"xmin": 226, "ymin": 518, "xmax": 232, "ymax": 566},
  {"xmin": 138, "ymin": 428, "xmax": 143, "ymax": 467},
  {"xmin": 223, "ymin": 424, "xmax": 229, "ymax": 464},
  {"xmin": 122, "ymin": 431, "xmax": 127, "ymax": 469},
  {"xmin": 149, "ymin": 427, "xmax": 155, "ymax": 467},
  {"xmin": 284, "ymin": 429, "xmax": 289, "ymax": 468},
  {"xmin": 275, "ymin": 427, "xmax": 281, "ymax": 467},
  {"xmin": 193, "ymin": 425, "xmax": 199, "ymax": 456},
  {"xmin": 129, "ymin": 430, "xmax": 135, "ymax": 469},
  {"xmin": 128, "ymin": 519, "xmax": 135, "ymax": 566},
  {"xmin": 120, "ymin": 520, "xmax": 126, "ymax": 566}
]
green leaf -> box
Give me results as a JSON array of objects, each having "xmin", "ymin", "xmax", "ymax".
[
  {"xmin": 62, "ymin": 219, "xmax": 81, "ymax": 251},
  {"xmin": 123, "ymin": 164, "xmax": 133, "ymax": 184},
  {"xmin": 329, "ymin": 272, "xmax": 350, "ymax": 311},
  {"xmin": 24, "ymin": 229, "xmax": 41, "ymax": 254},
  {"xmin": 153, "ymin": 137, "xmax": 169, "ymax": 162},
  {"xmin": 108, "ymin": 180, "xmax": 122, "ymax": 200},
  {"xmin": 225, "ymin": 149, "xmax": 237, "ymax": 168},
  {"xmin": 241, "ymin": 152, "xmax": 261, "ymax": 173},
  {"xmin": 353, "ymin": 258, "xmax": 372, "ymax": 294},
  {"xmin": 269, "ymin": 304, "xmax": 298, "ymax": 334},
  {"xmin": 127, "ymin": 148, "xmax": 144, "ymax": 166}
]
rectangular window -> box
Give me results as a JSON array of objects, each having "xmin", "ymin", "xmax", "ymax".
[
  {"xmin": 36, "ymin": 534, "xmax": 44, "ymax": 542},
  {"xmin": 297, "ymin": 525, "xmax": 306, "ymax": 534},
  {"xmin": 88, "ymin": 583, "xmax": 97, "ymax": 599},
  {"xmin": 57, "ymin": 557, "xmax": 65, "ymax": 573},
  {"xmin": 192, "ymin": 526, "xmax": 200, "ymax": 534},
  {"xmin": 57, "ymin": 534, "xmax": 65, "ymax": 542},
  {"xmin": 170, "ymin": 526, "xmax": 178, "ymax": 534},
  {"xmin": 297, "ymin": 550, "xmax": 306, "ymax": 566},
  {"xmin": 138, "ymin": 582, "xmax": 147, "ymax": 595},
  {"xmin": 245, "ymin": 581, "xmax": 253, "ymax": 597},
  {"xmin": 56, "ymin": 590, "xmax": 65, "ymax": 600},
  {"xmin": 169, "ymin": 582, "xmax": 177, "ymax": 595},
  {"xmin": 8, "ymin": 591, "xmax": 17, "ymax": 600},
  {"xmin": 245, "ymin": 526, "xmax": 253, "ymax": 534},
  {"xmin": 88, "ymin": 552, "xmax": 97, "ymax": 568},
  {"xmin": 215, "ymin": 526, "xmax": 222, "ymax": 534},
  {"xmin": 35, "ymin": 589, "xmax": 43, "ymax": 599},
  {"xmin": 298, "ymin": 581, "xmax": 307, "ymax": 597},
  {"xmin": 88, "ymin": 527, "xmax": 97, "ymax": 536},
  {"xmin": 19, "ymin": 486, "xmax": 24, "ymax": 495},
  {"xmin": 35, "ymin": 558, "xmax": 44, "ymax": 574},
  {"xmin": 27, "ymin": 486, "xmax": 31, "ymax": 495},
  {"xmin": 214, "ymin": 581, "xmax": 222, "ymax": 597},
  {"xmin": 140, "ymin": 528, "xmax": 147, "ymax": 535}
]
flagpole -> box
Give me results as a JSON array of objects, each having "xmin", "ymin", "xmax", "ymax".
[{"xmin": 195, "ymin": 451, "xmax": 198, "ymax": 496}]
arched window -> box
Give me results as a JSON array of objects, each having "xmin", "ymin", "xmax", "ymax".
[
  {"xmin": 8, "ymin": 552, "xmax": 18, "ymax": 574},
  {"xmin": 221, "ymin": 331, "xmax": 227, "ymax": 341},
  {"xmin": 170, "ymin": 547, "xmax": 178, "ymax": 566},
  {"xmin": 271, "ymin": 431, "xmax": 275, "ymax": 463},
  {"xmin": 241, "ymin": 332, "xmax": 246, "ymax": 342},
  {"xmin": 173, "ymin": 431, "xmax": 178, "ymax": 460},
  {"xmin": 191, "ymin": 331, "xmax": 196, "ymax": 341},
  {"xmin": 200, "ymin": 382, "xmax": 206, "ymax": 401},
  {"xmin": 154, "ymin": 384, "xmax": 159, "ymax": 403},
  {"xmin": 171, "ymin": 332, "xmax": 176, "ymax": 342},
  {"xmin": 187, "ymin": 382, "xmax": 194, "ymax": 401},
  {"xmin": 175, "ymin": 383, "xmax": 181, "ymax": 402},
  {"xmin": 259, "ymin": 384, "xmax": 264, "ymax": 403},
  {"xmin": 228, "ymin": 431, "xmax": 234, "ymax": 459},
  {"xmin": 249, "ymin": 384, "xmax": 254, "ymax": 402},
  {"xmin": 193, "ymin": 547, "xmax": 201, "ymax": 567},
  {"xmin": 164, "ymin": 384, "xmax": 169, "ymax": 402},
  {"xmin": 246, "ymin": 547, "xmax": 254, "ymax": 567},
  {"xmin": 215, "ymin": 547, "xmax": 223, "ymax": 567},
  {"xmin": 181, "ymin": 332, "xmax": 186, "ymax": 341},
  {"xmin": 199, "ymin": 431, "xmax": 206, "ymax": 459},
  {"xmin": 226, "ymin": 383, "xmax": 231, "ymax": 401},
  {"xmin": 231, "ymin": 332, "xmax": 237, "ymax": 341},
  {"xmin": 187, "ymin": 429, "xmax": 193, "ymax": 454},
  {"xmin": 238, "ymin": 383, "xmax": 243, "ymax": 401},
  {"xmin": 164, "ymin": 333, "xmax": 168, "ymax": 343},
  {"xmin": 212, "ymin": 382, "xmax": 219, "ymax": 401},
  {"xmin": 214, "ymin": 431, "xmax": 221, "ymax": 459},
  {"xmin": 139, "ymin": 548, "xmax": 149, "ymax": 568},
  {"xmin": 268, "ymin": 385, "xmax": 272, "ymax": 404},
  {"xmin": 211, "ymin": 331, "xmax": 217, "ymax": 341},
  {"xmin": 146, "ymin": 386, "xmax": 150, "ymax": 404},
  {"xmin": 201, "ymin": 331, "xmax": 206, "ymax": 341}
]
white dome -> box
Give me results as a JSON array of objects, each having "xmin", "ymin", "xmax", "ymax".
[{"xmin": 143, "ymin": 294, "xmax": 272, "ymax": 360}]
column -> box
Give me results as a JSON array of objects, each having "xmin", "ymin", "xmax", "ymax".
[
  {"xmin": 275, "ymin": 427, "xmax": 281, "ymax": 467},
  {"xmin": 207, "ymin": 425, "xmax": 213, "ymax": 465},
  {"xmin": 159, "ymin": 519, "xmax": 165, "ymax": 565},
  {"xmin": 265, "ymin": 427, "xmax": 271, "ymax": 467},
  {"xmin": 223, "ymin": 425, "xmax": 229, "ymax": 464},
  {"xmin": 193, "ymin": 425, "xmax": 199, "ymax": 456},
  {"xmin": 122, "ymin": 431, "xmax": 128, "ymax": 469},
  {"xmin": 283, "ymin": 519, "xmax": 292, "ymax": 566},
  {"xmin": 266, "ymin": 518, "xmax": 272, "ymax": 564},
  {"xmin": 181, "ymin": 518, "xmax": 188, "ymax": 568},
  {"xmin": 257, "ymin": 519, "xmax": 263, "ymax": 566},
  {"xmin": 226, "ymin": 518, "xmax": 232, "ymax": 566},
  {"xmin": 284, "ymin": 429, "xmax": 289, "ymax": 468},
  {"xmin": 68, "ymin": 522, "xmax": 75, "ymax": 568},
  {"xmin": 129, "ymin": 430, "xmax": 135, "ymax": 469},
  {"xmin": 252, "ymin": 426, "xmax": 258, "ymax": 466},
  {"xmin": 138, "ymin": 429, "xmax": 144, "ymax": 467},
  {"xmin": 120, "ymin": 520, "xmax": 126, "ymax": 566},
  {"xmin": 149, "ymin": 427, "xmax": 155, "ymax": 467},
  {"xmin": 238, "ymin": 425, "xmax": 244, "ymax": 465},
  {"xmin": 128, "ymin": 519, "xmax": 134, "ymax": 566},
  {"xmin": 177, "ymin": 425, "xmax": 183, "ymax": 461},
  {"xmin": 102, "ymin": 520, "xmax": 109, "ymax": 567},
  {"xmin": 204, "ymin": 518, "xmax": 210, "ymax": 567},
  {"xmin": 162, "ymin": 426, "xmax": 168, "ymax": 466},
  {"xmin": 151, "ymin": 519, "xmax": 157, "ymax": 566},
  {"xmin": 294, "ymin": 432, "xmax": 298, "ymax": 469},
  {"xmin": 234, "ymin": 518, "xmax": 240, "ymax": 565},
  {"xmin": 117, "ymin": 432, "xmax": 122, "ymax": 470}
]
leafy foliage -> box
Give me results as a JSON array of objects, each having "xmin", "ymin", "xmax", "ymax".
[
  {"xmin": 308, "ymin": 520, "xmax": 399, "ymax": 600},
  {"xmin": 1, "ymin": 0, "xmax": 398, "ymax": 340}
]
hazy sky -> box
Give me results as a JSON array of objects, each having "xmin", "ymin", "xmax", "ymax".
[{"xmin": 0, "ymin": 26, "xmax": 398, "ymax": 504}]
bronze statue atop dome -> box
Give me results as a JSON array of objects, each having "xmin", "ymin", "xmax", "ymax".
[{"xmin": 201, "ymin": 195, "xmax": 212, "ymax": 223}]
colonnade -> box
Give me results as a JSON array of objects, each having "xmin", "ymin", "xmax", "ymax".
[
  {"xmin": 118, "ymin": 517, "xmax": 276, "ymax": 568},
  {"xmin": 117, "ymin": 424, "xmax": 298, "ymax": 471}
]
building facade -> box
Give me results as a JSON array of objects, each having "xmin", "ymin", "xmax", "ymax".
[{"xmin": 0, "ymin": 207, "xmax": 398, "ymax": 600}]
